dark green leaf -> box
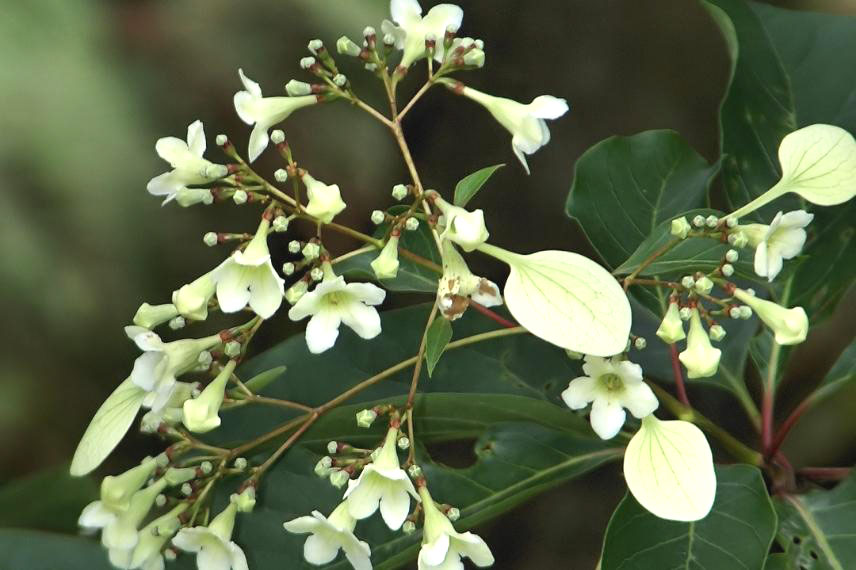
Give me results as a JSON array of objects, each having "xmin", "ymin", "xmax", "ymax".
[
  {"xmin": 0, "ymin": 464, "xmax": 97, "ymax": 533},
  {"xmin": 764, "ymin": 554, "xmax": 789, "ymax": 570},
  {"xmin": 0, "ymin": 530, "xmax": 112, "ymax": 570},
  {"xmin": 601, "ymin": 464, "xmax": 777, "ymax": 570},
  {"xmin": 566, "ymin": 130, "xmax": 718, "ymax": 269},
  {"xmin": 773, "ymin": 470, "xmax": 856, "ymax": 570},
  {"xmin": 812, "ymin": 340, "xmax": 856, "ymax": 404},
  {"xmin": 424, "ymin": 317, "xmax": 452, "ymax": 377},
  {"xmin": 230, "ymin": 366, "xmax": 287, "ymax": 399},
  {"xmin": 750, "ymin": 331, "xmax": 791, "ymax": 391},
  {"xmin": 453, "ymin": 163, "xmax": 504, "ymax": 207},
  {"xmin": 703, "ymin": 0, "xmax": 799, "ymax": 222}
]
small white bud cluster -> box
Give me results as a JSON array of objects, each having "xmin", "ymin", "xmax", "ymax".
[
  {"xmin": 309, "ymin": 267, "xmax": 324, "ymax": 281},
  {"xmin": 203, "ymin": 232, "xmax": 219, "ymax": 247},
  {"xmin": 729, "ymin": 305, "xmax": 753, "ymax": 319},
  {"xmin": 282, "ymin": 262, "xmax": 295, "ymax": 276},
  {"xmin": 215, "ymin": 134, "xmax": 228, "ymax": 146},
  {"xmin": 272, "ymin": 215, "xmax": 290, "ymax": 232},
  {"xmin": 371, "ymin": 210, "xmax": 385, "ymax": 225},
  {"xmin": 302, "ymin": 242, "xmax": 321, "ymax": 260},
  {"xmin": 270, "ymin": 129, "xmax": 286, "ymax": 144},
  {"xmin": 392, "ymin": 184, "xmax": 408, "ymax": 201},
  {"xmin": 405, "ymin": 217, "xmax": 419, "ymax": 231}
]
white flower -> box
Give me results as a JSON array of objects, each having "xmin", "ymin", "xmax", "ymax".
[
  {"xmin": 173, "ymin": 271, "xmax": 216, "ymax": 321},
  {"xmin": 344, "ymin": 427, "xmax": 419, "ymax": 530},
  {"xmin": 302, "ymin": 173, "xmax": 347, "ymax": 224},
  {"xmin": 561, "ymin": 356, "xmax": 658, "ymax": 440},
  {"xmin": 459, "ymin": 86, "xmax": 568, "ymax": 174},
  {"xmin": 283, "ymin": 501, "xmax": 372, "ymax": 570},
  {"xmin": 98, "ymin": 457, "xmax": 159, "ymax": 511},
  {"xmin": 183, "ymin": 361, "xmax": 237, "ymax": 433},
  {"xmin": 655, "ymin": 301, "xmax": 686, "ymax": 344},
  {"xmin": 133, "ymin": 303, "xmax": 179, "ymax": 330},
  {"xmin": 140, "ymin": 382, "xmax": 197, "ymax": 433},
  {"xmin": 417, "ymin": 486, "xmax": 494, "ymax": 570},
  {"xmin": 147, "ymin": 120, "xmax": 228, "ymax": 204},
  {"xmin": 436, "ymin": 239, "xmax": 501, "ymax": 320},
  {"xmin": 371, "ymin": 234, "xmax": 401, "ymax": 279},
  {"xmin": 288, "ymin": 269, "xmax": 386, "ymax": 354},
  {"xmin": 233, "ymin": 69, "xmax": 317, "ymax": 162},
  {"xmin": 381, "ymin": 0, "xmax": 463, "ymax": 69},
  {"xmin": 212, "ymin": 217, "xmax": 286, "ymax": 319},
  {"xmin": 431, "ymin": 194, "xmax": 489, "ymax": 252},
  {"xmin": 738, "ymin": 210, "xmax": 813, "ymax": 281},
  {"xmin": 173, "ymin": 503, "xmax": 248, "ymax": 570},
  {"xmin": 678, "ymin": 309, "xmax": 721, "ymax": 379},
  {"xmin": 734, "ymin": 289, "xmax": 808, "ymax": 345},
  {"xmin": 130, "ymin": 504, "xmax": 187, "ymax": 570},
  {"xmin": 125, "ymin": 327, "xmax": 220, "ymax": 412}
]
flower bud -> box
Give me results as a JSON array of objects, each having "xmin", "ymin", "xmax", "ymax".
[
  {"xmin": 175, "ymin": 188, "xmax": 213, "ymax": 207},
  {"xmin": 164, "ymin": 467, "xmax": 197, "ymax": 486},
  {"xmin": 681, "ymin": 276, "xmax": 695, "ymax": 289},
  {"xmin": 234, "ymin": 457, "xmax": 248, "ymax": 470},
  {"xmin": 200, "ymin": 461, "xmax": 213, "ymax": 475},
  {"xmin": 725, "ymin": 249, "xmax": 738, "ymax": 263},
  {"xmin": 692, "ymin": 215, "xmax": 706, "ymax": 227},
  {"xmin": 285, "ymin": 280, "xmax": 309, "ymax": 304},
  {"xmin": 337, "ymin": 35, "xmax": 362, "ymax": 57},
  {"xmin": 407, "ymin": 464, "xmax": 423, "ymax": 479},
  {"xmin": 694, "ymin": 276, "xmax": 713, "ymax": 295},
  {"xmin": 739, "ymin": 305, "xmax": 753, "ymax": 319},
  {"xmin": 274, "ymin": 168, "xmax": 288, "ymax": 182},
  {"xmin": 397, "ymin": 436, "xmax": 410, "ymax": 450},
  {"xmin": 231, "ymin": 487, "xmax": 256, "ymax": 513},
  {"xmin": 286, "ymin": 79, "xmax": 312, "ymax": 97},
  {"xmin": 734, "ymin": 289, "xmax": 808, "ymax": 345},
  {"xmin": 678, "ymin": 309, "xmax": 721, "ymax": 378},
  {"xmin": 180, "ymin": 483, "xmax": 193, "ymax": 496},
  {"xmin": 333, "ymin": 74, "xmax": 348, "ymax": 87},
  {"xmin": 705, "ymin": 215, "xmax": 719, "ymax": 228},
  {"xmin": 232, "ymin": 190, "xmax": 248, "ymax": 205},
  {"xmin": 182, "ymin": 360, "xmax": 237, "ymax": 433},
  {"xmin": 329, "ymin": 470, "xmax": 350, "ymax": 489},
  {"xmin": 288, "ymin": 240, "xmax": 302, "ymax": 253},
  {"xmin": 356, "ymin": 408, "xmax": 377, "ymax": 428},
  {"xmin": 370, "ymin": 235, "xmax": 400, "ymax": 280},
  {"xmin": 215, "ymin": 134, "xmax": 228, "ymax": 146},
  {"xmin": 309, "ymin": 267, "xmax": 324, "ymax": 281},
  {"xmin": 670, "ymin": 217, "xmax": 692, "ymax": 239},
  {"xmin": 100, "ymin": 458, "xmax": 159, "ymax": 510},
  {"xmin": 315, "ymin": 456, "xmax": 333, "ymax": 477},
  {"xmin": 168, "ymin": 316, "xmax": 186, "ymax": 330},
  {"xmin": 272, "ymin": 215, "xmax": 289, "ymax": 232},
  {"xmin": 727, "ymin": 231, "xmax": 748, "ymax": 248},
  {"xmin": 371, "ymin": 210, "xmax": 385, "ymax": 225},
  {"xmin": 404, "ymin": 217, "xmax": 419, "ymax": 231},
  {"xmin": 364, "ymin": 62, "xmax": 378, "ymax": 71},
  {"xmin": 307, "ymin": 39, "xmax": 324, "ymax": 54},
  {"xmin": 173, "ymin": 272, "xmax": 216, "ymax": 321},
  {"xmin": 224, "ymin": 341, "xmax": 242, "ymax": 358},
  {"xmin": 721, "ymin": 263, "xmax": 734, "ymax": 277},
  {"xmin": 270, "ymin": 129, "xmax": 286, "ymax": 144},
  {"xmin": 282, "ymin": 262, "xmax": 295, "ymax": 276},
  {"xmin": 656, "ymin": 302, "xmax": 686, "ymax": 344},
  {"xmin": 133, "ymin": 303, "xmax": 179, "ymax": 330},
  {"xmin": 155, "ymin": 494, "xmax": 167, "ymax": 508},
  {"xmin": 679, "ymin": 307, "xmax": 692, "ymax": 321},
  {"xmin": 447, "ymin": 507, "xmax": 461, "ymax": 521},
  {"xmin": 463, "ymin": 49, "xmax": 485, "ymax": 67},
  {"xmin": 302, "ymin": 242, "xmax": 321, "ymax": 260},
  {"xmin": 299, "ymin": 56, "xmax": 316, "ymax": 70},
  {"xmin": 391, "ymin": 184, "xmax": 408, "ymax": 201},
  {"xmin": 432, "ymin": 195, "xmax": 489, "ymax": 252},
  {"xmin": 725, "ymin": 216, "xmax": 738, "ymax": 228},
  {"xmin": 634, "ymin": 337, "xmax": 647, "ymax": 350},
  {"xmin": 203, "ymin": 232, "xmax": 219, "ymax": 247},
  {"xmin": 708, "ymin": 324, "xmax": 726, "ymax": 342},
  {"xmin": 402, "ymin": 521, "xmax": 417, "ymax": 534},
  {"xmin": 303, "ymin": 173, "xmax": 347, "ymax": 224},
  {"xmin": 327, "ymin": 441, "xmax": 338, "ymax": 455}
]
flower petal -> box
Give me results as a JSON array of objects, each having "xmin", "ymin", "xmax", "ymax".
[
  {"xmin": 228, "ymin": 542, "xmax": 249, "ymax": 570},
  {"xmin": 423, "ymin": 4, "xmax": 464, "ymax": 36},
  {"xmin": 620, "ymin": 382, "xmax": 659, "ymax": 419},
  {"xmin": 288, "ymin": 291, "xmax": 322, "ymax": 321},
  {"xmin": 214, "ymin": 262, "xmax": 253, "ymax": 314},
  {"xmin": 344, "ymin": 472, "xmax": 383, "ymax": 520},
  {"xmin": 237, "ymin": 68, "xmax": 262, "ymax": 98},
  {"xmin": 528, "ymin": 95, "xmax": 569, "ymax": 119},
  {"xmin": 454, "ymin": 532, "xmax": 495, "ymax": 567},
  {"xmin": 391, "ymin": 0, "xmax": 423, "ymax": 23},
  {"xmin": 379, "ymin": 484, "xmax": 411, "ymax": 530},
  {"xmin": 343, "ymin": 539, "xmax": 373, "ymax": 570},
  {"xmin": 146, "ymin": 171, "xmax": 185, "ymax": 201},
  {"xmin": 346, "ymin": 282, "xmax": 387, "ymax": 306},
  {"xmin": 339, "ymin": 300, "xmax": 382, "ymax": 340},
  {"xmin": 561, "ymin": 376, "xmax": 597, "ymax": 410},
  {"xmin": 247, "ymin": 123, "xmax": 270, "ymax": 163},
  {"xmin": 283, "ymin": 516, "xmax": 322, "ymax": 535},
  {"xmin": 233, "ymin": 90, "xmax": 256, "ymax": 126},
  {"xmin": 186, "ymin": 120, "xmax": 206, "ymax": 157},
  {"xmin": 305, "ymin": 308, "xmax": 342, "ymax": 354},
  {"xmin": 248, "ymin": 262, "xmax": 285, "ymax": 319},
  {"xmin": 155, "ymin": 137, "xmax": 190, "ymax": 168},
  {"xmin": 130, "ymin": 352, "xmax": 164, "ymax": 392},
  {"xmin": 304, "ymin": 533, "xmax": 339, "ymax": 565},
  {"xmin": 420, "ymin": 534, "xmax": 451, "ymax": 567},
  {"xmin": 590, "ymin": 397, "xmax": 626, "ymax": 440}
]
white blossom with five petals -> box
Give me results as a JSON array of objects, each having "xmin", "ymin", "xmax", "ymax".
[
  {"xmin": 561, "ymin": 355, "xmax": 658, "ymax": 440},
  {"xmin": 283, "ymin": 501, "xmax": 372, "ymax": 570},
  {"xmin": 147, "ymin": 120, "xmax": 227, "ymax": 204},
  {"xmin": 382, "ymin": 0, "xmax": 464, "ymax": 70},
  {"xmin": 233, "ymin": 69, "xmax": 317, "ymax": 162},
  {"xmin": 738, "ymin": 210, "xmax": 814, "ymax": 281},
  {"xmin": 417, "ymin": 486, "xmax": 494, "ymax": 570},
  {"xmin": 458, "ymin": 87, "xmax": 568, "ymax": 174},
  {"xmin": 172, "ymin": 503, "xmax": 248, "ymax": 570},
  {"xmin": 212, "ymin": 217, "xmax": 285, "ymax": 319},
  {"xmin": 288, "ymin": 268, "xmax": 386, "ymax": 354}
]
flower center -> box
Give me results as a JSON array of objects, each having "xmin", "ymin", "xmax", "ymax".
[{"xmin": 599, "ymin": 373, "xmax": 623, "ymax": 392}]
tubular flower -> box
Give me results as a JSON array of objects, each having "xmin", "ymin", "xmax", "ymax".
[
  {"xmin": 561, "ymin": 356, "xmax": 658, "ymax": 440},
  {"xmin": 737, "ymin": 210, "xmax": 813, "ymax": 281},
  {"xmin": 233, "ymin": 69, "xmax": 317, "ymax": 162},
  {"xmin": 147, "ymin": 120, "xmax": 227, "ymax": 204},
  {"xmin": 302, "ymin": 173, "xmax": 347, "ymax": 224},
  {"xmin": 656, "ymin": 301, "xmax": 686, "ymax": 344},
  {"xmin": 417, "ymin": 486, "xmax": 494, "ymax": 570},
  {"xmin": 212, "ymin": 217, "xmax": 286, "ymax": 319},
  {"xmin": 129, "ymin": 504, "xmax": 187, "ymax": 570},
  {"xmin": 382, "ymin": 0, "xmax": 464, "ymax": 69},
  {"xmin": 430, "ymin": 194, "xmax": 489, "ymax": 252},
  {"xmin": 678, "ymin": 309, "xmax": 721, "ymax": 379},
  {"xmin": 436, "ymin": 239, "xmax": 502, "ymax": 320},
  {"xmin": 283, "ymin": 501, "xmax": 371, "ymax": 570},
  {"xmin": 172, "ymin": 271, "xmax": 216, "ymax": 322},
  {"xmin": 344, "ymin": 427, "xmax": 420, "ymax": 530},
  {"xmin": 172, "ymin": 503, "xmax": 248, "ymax": 570},
  {"xmin": 458, "ymin": 86, "xmax": 568, "ymax": 174},
  {"xmin": 288, "ymin": 267, "xmax": 386, "ymax": 354},
  {"xmin": 734, "ymin": 289, "xmax": 808, "ymax": 345},
  {"xmin": 182, "ymin": 360, "xmax": 237, "ymax": 433},
  {"xmin": 371, "ymin": 234, "xmax": 401, "ymax": 280}
]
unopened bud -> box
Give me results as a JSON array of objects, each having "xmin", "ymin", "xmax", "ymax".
[
  {"xmin": 302, "ymin": 242, "xmax": 321, "ymax": 260},
  {"xmin": 709, "ymin": 325, "xmax": 726, "ymax": 341},
  {"xmin": 371, "ymin": 210, "xmax": 385, "ymax": 225},
  {"xmin": 234, "ymin": 457, "xmax": 248, "ymax": 470},
  {"xmin": 168, "ymin": 316, "xmax": 186, "ymax": 330},
  {"xmin": 270, "ymin": 129, "xmax": 285, "ymax": 144},
  {"xmin": 634, "ymin": 337, "xmax": 647, "ymax": 350},
  {"xmin": 463, "ymin": 49, "xmax": 485, "ymax": 67},
  {"xmin": 273, "ymin": 215, "xmax": 289, "ymax": 232},
  {"xmin": 333, "ymin": 74, "xmax": 347, "ymax": 87},
  {"xmin": 397, "ymin": 436, "xmax": 410, "ymax": 450},
  {"xmin": 705, "ymin": 215, "xmax": 719, "ymax": 228},
  {"xmin": 721, "ymin": 263, "xmax": 734, "ymax": 277},
  {"xmin": 383, "ymin": 33, "xmax": 396, "ymax": 46},
  {"xmin": 282, "ymin": 262, "xmax": 296, "ymax": 276},
  {"xmin": 197, "ymin": 351, "xmax": 213, "ymax": 368},
  {"xmin": 224, "ymin": 341, "xmax": 242, "ymax": 358},
  {"xmin": 155, "ymin": 494, "xmax": 167, "ymax": 508},
  {"xmin": 681, "ymin": 276, "xmax": 695, "ymax": 289},
  {"xmin": 695, "ymin": 276, "xmax": 714, "ymax": 295},
  {"xmin": 203, "ymin": 232, "xmax": 219, "ymax": 247},
  {"xmin": 288, "ymin": 240, "xmax": 302, "ymax": 254},
  {"xmin": 164, "ymin": 467, "xmax": 197, "ymax": 486},
  {"xmin": 729, "ymin": 306, "xmax": 742, "ymax": 319},
  {"xmin": 232, "ymin": 190, "xmax": 248, "ymax": 205},
  {"xmin": 315, "ymin": 456, "xmax": 333, "ymax": 477},
  {"xmin": 364, "ymin": 62, "xmax": 378, "ymax": 72},
  {"xmin": 200, "ymin": 461, "xmax": 213, "ymax": 475},
  {"xmin": 692, "ymin": 215, "xmax": 706, "ymax": 227},
  {"xmin": 285, "ymin": 280, "xmax": 308, "ymax": 304},
  {"xmin": 725, "ymin": 249, "xmax": 738, "ymax": 263},
  {"xmin": 307, "ymin": 39, "xmax": 324, "ymax": 54},
  {"xmin": 329, "ymin": 470, "xmax": 350, "ymax": 489},
  {"xmin": 299, "ymin": 57, "xmax": 316, "ymax": 70},
  {"xmin": 356, "ymin": 409, "xmax": 377, "ymax": 428},
  {"xmin": 180, "ymin": 483, "xmax": 193, "ymax": 496},
  {"xmin": 670, "ymin": 217, "xmax": 691, "ymax": 239},
  {"xmin": 337, "ymin": 36, "xmax": 362, "ymax": 57},
  {"xmin": 310, "ymin": 267, "xmax": 324, "ymax": 282},
  {"xmin": 407, "ymin": 464, "xmax": 423, "ymax": 479},
  {"xmin": 474, "ymin": 39, "xmax": 484, "ymax": 49},
  {"xmin": 725, "ymin": 216, "xmax": 738, "ymax": 228},
  {"xmin": 679, "ymin": 307, "xmax": 692, "ymax": 321},
  {"xmin": 215, "ymin": 134, "xmax": 228, "ymax": 146},
  {"xmin": 363, "ymin": 26, "xmax": 376, "ymax": 39},
  {"xmin": 274, "ymin": 169, "xmax": 288, "ymax": 183},
  {"xmin": 739, "ymin": 306, "xmax": 753, "ymax": 319},
  {"xmin": 447, "ymin": 507, "xmax": 461, "ymax": 521},
  {"xmin": 404, "ymin": 217, "xmax": 419, "ymax": 231},
  {"xmin": 728, "ymin": 231, "xmax": 748, "ymax": 248},
  {"xmin": 392, "ymin": 184, "xmax": 408, "ymax": 201},
  {"xmin": 286, "ymin": 79, "xmax": 312, "ymax": 96},
  {"xmin": 402, "ymin": 521, "xmax": 417, "ymax": 534},
  {"xmin": 327, "ymin": 441, "xmax": 338, "ymax": 455},
  {"xmin": 205, "ymin": 164, "xmax": 228, "ymax": 178}
]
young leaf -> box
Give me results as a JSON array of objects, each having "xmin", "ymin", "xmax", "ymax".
[
  {"xmin": 623, "ymin": 415, "xmax": 716, "ymax": 522},
  {"xmin": 424, "ymin": 317, "xmax": 452, "ymax": 377},
  {"xmin": 601, "ymin": 465, "xmax": 776, "ymax": 570},
  {"xmin": 70, "ymin": 378, "xmax": 146, "ymax": 477},
  {"xmin": 241, "ymin": 365, "xmax": 286, "ymax": 396},
  {"xmin": 477, "ymin": 245, "xmax": 631, "ymax": 357},
  {"xmin": 566, "ymin": 130, "xmax": 718, "ymax": 269},
  {"xmin": 453, "ymin": 164, "xmax": 505, "ymax": 207}
]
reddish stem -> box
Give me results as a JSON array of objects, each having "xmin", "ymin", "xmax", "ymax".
[
  {"xmin": 669, "ymin": 344, "xmax": 690, "ymax": 406},
  {"xmin": 470, "ymin": 302, "xmax": 517, "ymax": 329},
  {"xmin": 768, "ymin": 397, "xmax": 812, "ymax": 460},
  {"xmin": 761, "ymin": 389, "xmax": 774, "ymax": 456}
]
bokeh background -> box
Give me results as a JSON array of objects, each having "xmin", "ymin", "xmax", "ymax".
[{"xmin": 1, "ymin": 0, "xmax": 854, "ymax": 567}]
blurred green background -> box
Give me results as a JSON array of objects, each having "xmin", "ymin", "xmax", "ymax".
[{"xmin": 1, "ymin": 0, "xmax": 854, "ymax": 567}]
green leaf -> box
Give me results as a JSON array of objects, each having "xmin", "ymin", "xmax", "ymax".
[
  {"xmin": 0, "ymin": 464, "xmax": 96, "ymax": 533},
  {"xmin": 335, "ymin": 206, "xmax": 441, "ymax": 293},
  {"xmin": 773, "ymin": 471, "xmax": 856, "ymax": 570},
  {"xmin": 812, "ymin": 340, "xmax": 856, "ymax": 404},
  {"xmin": 453, "ymin": 163, "xmax": 504, "ymax": 207},
  {"xmin": 0, "ymin": 530, "xmax": 112, "ymax": 570},
  {"xmin": 230, "ymin": 366, "xmax": 287, "ymax": 399},
  {"xmin": 424, "ymin": 317, "xmax": 452, "ymax": 377},
  {"xmin": 615, "ymin": 208, "xmax": 754, "ymax": 279},
  {"xmin": 703, "ymin": 0, "xmax": 799, "ymax": 222},
  {"xmin": 566, "ymin": 130, "xmax": 718, "ymax": 269},
  {"xmin": 601, "ymin": 464, "xmax": 777, "ymax": 570}
]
